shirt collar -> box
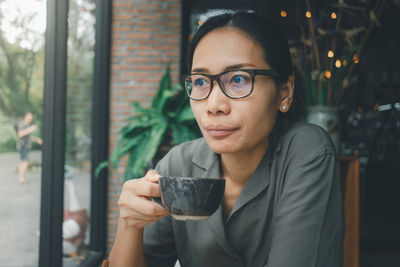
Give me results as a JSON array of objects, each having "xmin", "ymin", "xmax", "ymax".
[{"xmin": 192, "ymin": 138, "xmax": 219, "ymax": 171}]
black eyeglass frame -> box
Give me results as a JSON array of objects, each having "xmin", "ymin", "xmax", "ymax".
[{"xmin": 182, "ymin": 69, "xmax": 282, "ymax": 101}]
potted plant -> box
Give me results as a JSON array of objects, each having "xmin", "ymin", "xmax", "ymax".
[
  {"xmin": 290, "ymin": 0, "xmax": 391, "ymax": 152},
  {"xmin": 96, "ymin": 63, "xmax": 201, "ymax": 180}
]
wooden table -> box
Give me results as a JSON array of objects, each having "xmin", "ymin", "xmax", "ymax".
[{"xmin": 339, "ymin": 156, "xmax": 360, "ymax": 267}]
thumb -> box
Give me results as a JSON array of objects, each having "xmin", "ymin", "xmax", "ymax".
[{"xmin": 144, "ymin": 169, "xmax": 162, "ymax": 183}]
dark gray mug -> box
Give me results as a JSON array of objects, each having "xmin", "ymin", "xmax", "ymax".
[{"xmin": 154, "ymin": 177, "xmax": 225, "ymax": 221}]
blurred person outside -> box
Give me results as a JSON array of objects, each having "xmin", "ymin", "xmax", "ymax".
[{"xmin": 17, "ymin": 112, "xmax": 42, "ymax": 184}]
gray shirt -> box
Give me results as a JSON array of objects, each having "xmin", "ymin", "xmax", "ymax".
[
  {"xmin": 144, "ymin": 118, "xmax": 344, "ymax": 267},
  {"xmin": 17, "ymin": 121, "xmax": 32, "ymax": 150}
]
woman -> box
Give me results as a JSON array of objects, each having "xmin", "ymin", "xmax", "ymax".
[{"xmin": 108, "ymin": 11, "xmax": 344, "ymax": 267}]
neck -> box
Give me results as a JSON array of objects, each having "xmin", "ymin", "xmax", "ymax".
[{"xmin": 221, "ymin": 138, "xmax": 269, "ymax": 186}]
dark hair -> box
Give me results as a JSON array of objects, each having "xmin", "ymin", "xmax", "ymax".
[{"xmin": 186, "ymin": 11, "xmax": 293, "ymax": 84}]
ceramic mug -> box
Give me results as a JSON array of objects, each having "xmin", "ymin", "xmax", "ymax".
[{"xmin": 154, "ymin": 176, "xmax": 225, "ymax": 221}]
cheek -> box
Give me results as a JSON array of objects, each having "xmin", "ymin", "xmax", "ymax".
[
  {"xmin": 242, "ymin": 92, "xmax": 279, "ymax": 132},
  {"xmin": 252, "ymin": 88, "xmax": 280, "ymax": 115},
  {"xmin": 190, "ymin": 101, "xmax": 203, "ymax": 123}
]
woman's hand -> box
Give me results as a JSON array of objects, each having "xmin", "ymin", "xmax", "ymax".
[{"xmin": 118, "ymin": 170, "xmax": 168, "ymax": 230}]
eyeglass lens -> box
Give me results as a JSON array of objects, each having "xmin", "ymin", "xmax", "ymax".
[{"xmin": 185, "ymin": 70, "xmax": 253, "ymax": 100}]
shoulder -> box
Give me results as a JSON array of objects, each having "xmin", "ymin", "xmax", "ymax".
[
  {"xmin": 278, "ymin": 122, "xmax": 336, "ymax": 160},
  {"xmin": 271, "ymin": 122, "xmax": 340, "ymax": 190}
]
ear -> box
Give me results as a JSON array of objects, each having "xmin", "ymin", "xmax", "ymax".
[{"xmin": 278, "ymin": 75, "xmax": 294, "ymax": 113}]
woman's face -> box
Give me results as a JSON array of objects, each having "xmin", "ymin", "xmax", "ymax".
[{"xmin": 190, "ymin": 27, "xmax": 288, "ymax": 155}]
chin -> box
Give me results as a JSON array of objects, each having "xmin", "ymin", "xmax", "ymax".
[{"xmin": 204, "ymin": 137, "xmax": 240, "ymax": 155}]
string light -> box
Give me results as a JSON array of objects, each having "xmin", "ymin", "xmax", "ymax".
[
  {"xmin": 343, "ymin": 59, "xmax": 348, "ymax": 66},
  {"xmin": 281, "ymin": 10, "xmax": 287, "ymax": 18},
  {"xmin": 324, "ymin": 70, "xmax": 331, "ymax": 78},
  {"xmin": 328, "ymin": 50, "xmax": 334, "ymax": 58},
  {"xmin": 331, "ymin": 12, "xmax": 337, "ymax": 19},
  {"xmin": 353, "ymin": 54, "xmax": 359, "ymax": 64},
  {"xmin": 306, "ymin": 11, "xmax": 312, "ymax": 18},
  {"xmin": 335, "ymin": 59, "xmax": 341, "ymax": 68}
]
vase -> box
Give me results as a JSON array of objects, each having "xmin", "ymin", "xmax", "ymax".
[{"xmin": 306, "ymin": 105, "xmax": 341, "ymax": 154}]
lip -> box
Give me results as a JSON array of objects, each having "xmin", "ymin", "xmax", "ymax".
[{"xmin": 203, "ymin": 125, "xmax": 238, "ymax": 137}]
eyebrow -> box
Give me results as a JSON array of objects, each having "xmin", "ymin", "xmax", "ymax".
[{"xmin": 191, "ymin": 63, "xmax": 258, "ymax": 73}]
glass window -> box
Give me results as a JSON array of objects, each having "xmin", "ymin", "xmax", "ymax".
[
  {"xmin": 0, "ymin": 0, "xmax": 46, "ymax": 264},
  {"xmin": 63, "ymin": 0, "xmax": 95, "ymax": 265}
]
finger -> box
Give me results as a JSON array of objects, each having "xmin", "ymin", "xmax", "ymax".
[
  {"xmin": 122, "ymin": 213, "xmax": 167, "ymax": 229},
  {"xmin": 121, "ymin": 208, "xmax": 167, "ymax": 223},
  {"xmin": 144, "ymin": 170, "xmax": 162, "ymax": 183},
  {"xmin": 126, "ymin": 179, "xmax": 162, "ymax": 198},
  {"xmin": 119, "ymin": 193, "xmax": 167, "ymax": 216},
  {"xmin": 133, "ymin": 196, "xmax": 168, "ymax": 216},
  {"xmin": 120, "ymin": 206, "xmax": 168, "ymax": 227},
  {"xmin": 140, "ymin": 182, "xmax": 162, "ymax": 198}
]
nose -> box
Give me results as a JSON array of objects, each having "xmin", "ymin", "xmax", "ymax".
[{"xmin": 207, "ymin": 80, "xmax": 231, "ymax": 115}]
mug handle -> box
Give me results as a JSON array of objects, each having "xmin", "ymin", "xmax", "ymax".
[
  {"xmin": 153, "ymin": 196, "xmax": 163, "ymax": 206},
  {"xmin": 152, "ymin": 180, "xmax": 163, "ymax": 206}
]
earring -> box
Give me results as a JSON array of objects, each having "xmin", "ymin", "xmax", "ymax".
[{"xmin": 282, "ymin": 105, "xmax": 287, "ymax": 111}]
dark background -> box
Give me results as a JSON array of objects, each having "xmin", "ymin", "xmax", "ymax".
[{"xmin": 183, "ymin": 0, "xmax": 400, "ymax": 266}]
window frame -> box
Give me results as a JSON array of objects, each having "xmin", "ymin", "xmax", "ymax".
[{"xmin": 39, "ymin": 0, "xmax": 111, "ymax": 266}]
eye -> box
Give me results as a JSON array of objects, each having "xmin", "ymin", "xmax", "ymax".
[
  {"xmin": 232, "ymin": 75, "xmax": 248, "ymax": 84},
  {"xmin": 232, "ymin": 75, "xmax": 244, "ymax": 83},
  {"xmin": 194, "ymin": 77, "xmax": 209, "ymax": 87}
]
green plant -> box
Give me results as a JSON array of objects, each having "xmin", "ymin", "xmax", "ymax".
[
  {"xmin": 96, "ymin": 64, "xmax": 201, "ymax": 180},
  {"xmin": 290, "ymin": 0, "xmax": 393, "ymax": 107}
]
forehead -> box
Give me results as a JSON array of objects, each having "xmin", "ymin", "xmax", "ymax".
[{"xmin": 192, "ymin": 27, "xmax": 269, "ymax": 72}]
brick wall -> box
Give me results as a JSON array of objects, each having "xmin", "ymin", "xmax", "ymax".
[{"xmin": 107, "ymin": 0, "xmax": 182, "ymax": 252}]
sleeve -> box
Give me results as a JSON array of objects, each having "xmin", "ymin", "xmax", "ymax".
[
  {"xmin": 143, "ymin": 216, "xmax": 177, "ymax": 267},
  {"xmin": 266, "ymin": 129, "xmax": 344, "ymax": 267},
  {"xmin": 143, "ymin": 151, "xmax": 178, "ymax": 267}
]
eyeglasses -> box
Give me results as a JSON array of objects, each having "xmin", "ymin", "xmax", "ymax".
[{"xmin": 183, "ymin": 69, "xmax": 281, "ymax": 101}]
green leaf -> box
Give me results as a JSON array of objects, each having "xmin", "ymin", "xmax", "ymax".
[
  {"xmin": 111, "ymin": 113, "xmax": 167, "ymax": 169},
  {"xmin": 94, "ymin": 160, "xmax": 109, "ymax": 177},
  {"xmin": 170, "ymin": 122, "xmax": 199, "ymax": 145},
  {"xmin": 123, "ymin": 133, "xmax": 150, "ymax": 179},
  {"xmin": 177, "ymin": 105, "xmax": 195, "ymax": 122},
  {"xmin": 123, "ymin": 118, "xmax": 168, "ymax": 180},
  {"xmin": 110, "ymin": 134, "xmax": 143, "ymax": 168},
  {"xmin": 119, "ymin": 114, "xmax": 158, "ymax": 136},
  {"xmin": 152, "ymin": 63, "xmax": 175, "ymax": 112},
  {"xmin": 158, "ymin": 90, "xmax": 175, "ymax": 114},
  {"xmin": 130, "ymin": 102, "xmax": 156, "ymax": 116}
]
